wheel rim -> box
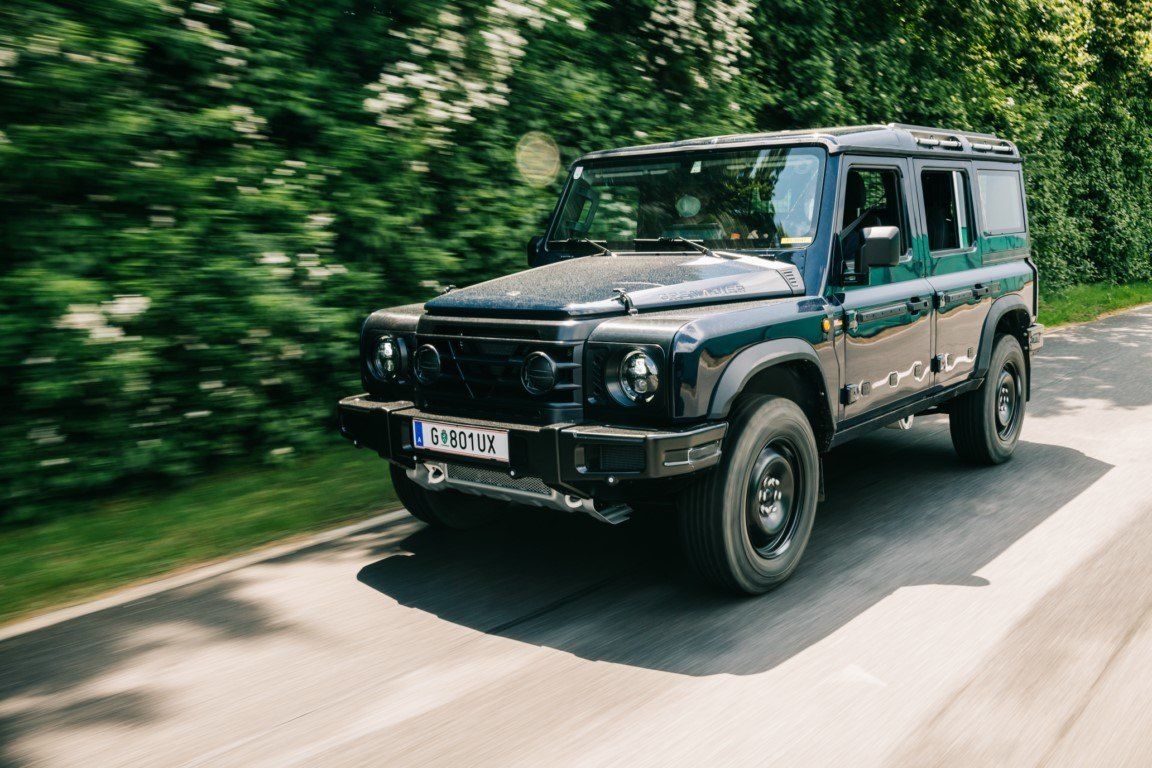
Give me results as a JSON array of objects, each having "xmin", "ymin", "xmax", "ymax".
[
  {"xmin": 745, "ymin": 439, "xmax": 804, "ymax": 559},
  {"xmin": 995, "ymin": 361, "xmax": 1023, "ymax": 439}
]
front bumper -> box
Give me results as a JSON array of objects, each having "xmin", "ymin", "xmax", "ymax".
[{"xmin": 337, "ymin": 395, "xmax": 727, "ymax": 498}]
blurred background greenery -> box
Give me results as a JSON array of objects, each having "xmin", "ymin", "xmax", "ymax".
[{"xmin": 1, "ymin": 0, "xmax": 1151, "ymax": 530}]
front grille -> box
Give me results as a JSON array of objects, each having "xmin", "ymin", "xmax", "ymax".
[
  {"xmin": 444, "ymin": 462, "xmax": 552, "ymax": 497},
  {"xmin": 417, "ymin": 327, "xmax": 582, "ymax": 421}
]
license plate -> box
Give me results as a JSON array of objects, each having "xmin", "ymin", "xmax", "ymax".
[{"xmin": 412, "ymin": 419, "xmax": 510, "ymax": 463}]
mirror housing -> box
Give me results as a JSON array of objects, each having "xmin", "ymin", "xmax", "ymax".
[
  {"xmin": 527, "ymin": 235, "xmax": 546, "ymax": 268},
  {"xmin": 861, "ymin": 226, "xmax": 902, "ymax": 268}
]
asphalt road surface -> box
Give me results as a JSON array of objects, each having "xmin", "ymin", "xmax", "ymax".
[{"xmin": 4, "ymin": 306, "xmax": 1152, "ymax": 767}]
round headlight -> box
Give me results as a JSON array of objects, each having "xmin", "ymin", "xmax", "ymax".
[
  {"xmin": 369, "ymin": 334, "xmax": 407, "ymax": 381},
  {"xmin": 618, "ymin": 350, "xmax": 659, "ymax": 403}
]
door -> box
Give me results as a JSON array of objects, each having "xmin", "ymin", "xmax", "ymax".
[
  {"xmin": 915, "ymin": 161, "xmax": 1012, "ymax": 386},
  {"xmin": 835, "ymin": 159, "xmax": 935, "ymax": 419}
]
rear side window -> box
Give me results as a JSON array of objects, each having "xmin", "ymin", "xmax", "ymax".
[
  {"xmin": 977, "ymin": 170, "xmax": 1025, "ymax": 234},
  {"xmin": 921, "ymin": 169, "xmax": 974, "ymax": 252}
]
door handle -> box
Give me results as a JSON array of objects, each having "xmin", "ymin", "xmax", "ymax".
[
  {"xmin": 906, "ymin": 297, "xmax": 931, "ymax": 314},
  {"xmin": 973, "ymin": 283, "xmax": 994, "ymax": 298},
  {"xmin": 939, "ymin": 288, "xmax": 975, "ymax": 306}
]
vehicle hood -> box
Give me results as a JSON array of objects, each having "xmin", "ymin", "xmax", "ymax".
[{"xmin": 423, "ymin": 254, "xmax": 805, "ymax": 319}]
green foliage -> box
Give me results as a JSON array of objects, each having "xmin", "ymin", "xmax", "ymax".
[
  {"xmin": 0, "ymin": 440, "xmax": 394, "ymax": 623},
  {"xmin": 1039, "ymin": 279, "xmax": 1152, "ymax": 326},
  {"xmin": 1, "ymin": 0, "xmax": 1151, "ymax": 519}
]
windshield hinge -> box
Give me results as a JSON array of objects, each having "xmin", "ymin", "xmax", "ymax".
[
  {"xmin": 440, "ymin": 284, "xmax": 457, "ymax": 295},
  {"xmin": 612, "ymin": 288, "xmax": 638, "ymax": 315}
]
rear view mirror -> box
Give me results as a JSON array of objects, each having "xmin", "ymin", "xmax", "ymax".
[{"xmin": 862, "ymin": 226, "xmax": 902, "ymax": 268}]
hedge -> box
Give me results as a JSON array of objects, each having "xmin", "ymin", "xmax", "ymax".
[{"xmin": 1, "ymin": 0, "xmax": 1150, "ymax": 519}]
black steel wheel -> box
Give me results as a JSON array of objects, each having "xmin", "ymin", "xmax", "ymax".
[
  {"xmin": 679, "ymin": 395, "xmax": 820, "ymax": 595},
  {"xmin": 994, "ymin": 361, "xmax": 1024, "ymax": 440},
  {"xmin": 949, "ymin": 333, "xmax": 1028, "ymax": 465},
  {"xmin": 745, "ymin": 439, "xmax": 806, "ymax": 559}
]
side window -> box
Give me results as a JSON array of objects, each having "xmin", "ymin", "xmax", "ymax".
[
  {"xmin": 840, "ymin": 167, "xmax": 909, "ymax": 277},
  {"xmin": 921, "ymin": 169, "xmax": 974, "ymax": 252},
  {"xmin": 977, "ymin": 169, "xmax": 1025, "ymax": 234}
]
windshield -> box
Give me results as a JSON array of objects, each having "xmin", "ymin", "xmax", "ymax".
[{"xmin": 548, "ymin": 146, "xmax": 825, "ymax": 253}]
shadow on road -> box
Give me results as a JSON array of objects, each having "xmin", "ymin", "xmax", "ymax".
[
  {"xmin": 0, "ymin": 579, "xmax": 283, "ymax": 768},
  {"xmin": 358, "ymin": 425, "xmax": 1110, "ymax": 676}
]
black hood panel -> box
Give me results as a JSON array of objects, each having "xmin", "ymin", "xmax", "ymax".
[{"xmin": 424, "ymin": 254, "xmax": 803, "ymax": 318}]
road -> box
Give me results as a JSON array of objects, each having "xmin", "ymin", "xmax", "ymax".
[{"xmin": 3, "ymin": 306, "xmax": 1152, "ymax": 767}]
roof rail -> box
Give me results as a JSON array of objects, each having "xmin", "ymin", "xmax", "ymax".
[
  {"xmin": 907, "ymin": 129, "xmax": 964, "ymax": 152},
  {"xmin": 888, "ymin": 123, "xmax": 1018, "ymax": 157},
  {"xmin": 968, "ymin": 138, "xmax": 1016, "ymax": 154}
]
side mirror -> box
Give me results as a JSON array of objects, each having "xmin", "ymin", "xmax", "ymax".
[
  {"xmin": 861, "ymin": 226, "xmax": 902, "ymax": 268},
  {"xmin": 527, "ymin": 235, "xmax": 545, "ymax": 268}
]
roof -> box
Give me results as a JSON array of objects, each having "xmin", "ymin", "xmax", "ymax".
[{"xmin": 576, "ymin": 123, "xmax": 1021, "ymax": 163}]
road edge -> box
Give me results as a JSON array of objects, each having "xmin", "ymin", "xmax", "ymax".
[{"xmin": 0, "ymin": 506, "xmax": 409, "ymax": 642}]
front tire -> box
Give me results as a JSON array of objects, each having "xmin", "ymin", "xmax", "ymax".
[
  {"xmin": 388, "ymin": 463, "xmax": 502, "ymax": 529},
  {"xmin": 949, "ymin": 333, "xmax": 1027, "ymax": 465},
  {"xmin": 678, "ymin": 395, "xmax": 820, "ymax": 595}
]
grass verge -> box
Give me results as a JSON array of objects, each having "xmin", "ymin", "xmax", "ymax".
[
  {"xmin": 0, "ymin": 443, "xmax": 394, "ymax": 626},
  {"xmin": 1039, "ymin": 281, "xmax": 1152, "ymax": 327}
]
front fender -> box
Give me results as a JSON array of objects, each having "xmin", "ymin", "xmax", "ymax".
[{"xmin": 706, "ymin": 337, "xmax": 836, "ymax": 420}]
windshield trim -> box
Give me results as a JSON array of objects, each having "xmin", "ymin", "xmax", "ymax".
[{"xmin": 543, "ymin": 143, "xmax": 828, "ymax": 257}]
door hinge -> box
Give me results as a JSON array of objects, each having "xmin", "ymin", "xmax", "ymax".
[{"xmin": 842, "ymin": 383, "xmax": 861, "ymax": 405}]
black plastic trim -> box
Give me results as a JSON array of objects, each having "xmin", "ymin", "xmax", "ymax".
[
  {"xmin": 337, "ymin": 396, "xmax": 728, "ymax": 498},
  {"xmin": 974, "ymin": 294, "xmax": 1030, "ymax": 377},
  {"xmin": 829, "ymin": 379, "xmax": 982, "ymax": 448},
  {"xmin": 706, "ymin": 337, "xmax": 836, "ymax": 422}
]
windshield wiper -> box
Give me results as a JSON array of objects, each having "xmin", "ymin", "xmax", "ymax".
[
  {"xmin": 650, "ymin": 236, "xmax": 740, "ymax": 260},
  {"xmin": 547, "ymin": 238, "xmax": 616, "ymax": 257}
]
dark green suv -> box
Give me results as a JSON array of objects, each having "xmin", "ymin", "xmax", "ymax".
[{"xmin": 339, "ymin": 124, "xmax": 1044, "ymax": 594}]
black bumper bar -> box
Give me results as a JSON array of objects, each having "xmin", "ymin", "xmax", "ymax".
[{"xmin": 337, "ymin": 395, "xmax": 727, "ymax": 497}]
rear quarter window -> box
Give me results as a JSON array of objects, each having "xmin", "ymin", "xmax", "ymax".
[{"xmin": 977, "ymin": 169, "xmax": 1026, "ymax": 234}]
